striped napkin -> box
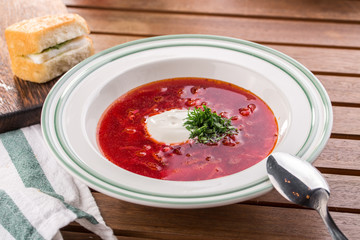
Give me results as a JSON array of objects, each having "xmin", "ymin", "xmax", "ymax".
[{"xmin": 0, "ymin": 124, "xmax": 116, "ymax": 240}]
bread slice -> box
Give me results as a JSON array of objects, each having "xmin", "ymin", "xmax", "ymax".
[
  {"xmin": 11, "ymin": 37, "xmax": 94, "ymax": 83},
  {"xmin": 5, "ymin": 14, "xmax": 90, "ymax": 56},
  {"xmin": 5, "ymin": 14, "xmax": 94, "ymax": 83}
]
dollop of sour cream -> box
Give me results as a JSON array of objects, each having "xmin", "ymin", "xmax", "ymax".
[{"xmin": 145, "ymin": 109, "xmax": 190, "ymax": 144}]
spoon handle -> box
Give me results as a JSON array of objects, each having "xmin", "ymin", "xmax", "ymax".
[
  {"xmin": 315, "ymin": 190, "xmax": 348, "ymax": 240},
  {"xmin": 317, "ymin": 208, "xmax": 348, "ymax": 240}
]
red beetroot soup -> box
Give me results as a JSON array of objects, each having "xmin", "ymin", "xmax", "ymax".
[{"xmin": 97, "ymin": 77, "xmax": 278, "ymax": 181}]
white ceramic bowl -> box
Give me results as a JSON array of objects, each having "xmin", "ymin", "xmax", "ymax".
[{"xmin": 42, "ymin": 35, "xmax": 332, "ymax": 208}]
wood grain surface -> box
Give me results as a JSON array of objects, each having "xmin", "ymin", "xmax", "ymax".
[
  {"xmin": 63, "ymin": 192, "xmax": 360, "ymax": 240},
  {"xmin": 69, "ymin": 8, "xmax": 360, "ymax": 48},
  {"xmin": 63, "ymin": 1, "xmax": 360, "ymax": 239},
  {"xmin": 1, "ymin": 0, "xmax": 360, "ymax": 239},
  {"xmin": 64, "ymin": 0, "xmax": 360, "ymax": 22},
  {"xmin": 64, "ymin": 1, "xmax": 360, "ymax": 239}
]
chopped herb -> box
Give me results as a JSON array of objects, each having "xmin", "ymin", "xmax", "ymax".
[
  {"xmin": 40, "ymin": 39, "xmax": 72, "ymax": 53},
  {"xmin": 184, "ymin": 105, "xmax": 238, "ymax": 144}
]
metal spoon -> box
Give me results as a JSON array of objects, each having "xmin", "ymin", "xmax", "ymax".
[{"xmin": 266, "ymin": 152, "xmax": 348, "ymax": 240}]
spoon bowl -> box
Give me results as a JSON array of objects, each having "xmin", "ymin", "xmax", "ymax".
[{"xmin": 267, "ymin": 152, "xmax": 347, "ymax": 240}]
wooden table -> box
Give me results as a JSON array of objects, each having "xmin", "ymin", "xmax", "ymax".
[{"xmin": 1, "ymin": 0, "xmax": 360, "ymax": 239}]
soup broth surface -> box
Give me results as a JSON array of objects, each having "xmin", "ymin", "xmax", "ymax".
[{"xmin": 97, "ymin": 77, "xmax": 278, "ymax": 181}]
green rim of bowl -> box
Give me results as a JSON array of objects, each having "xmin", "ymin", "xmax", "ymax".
[{"xmin": 42, "ymin": 34, "xmax": 333, "ymax": 206}]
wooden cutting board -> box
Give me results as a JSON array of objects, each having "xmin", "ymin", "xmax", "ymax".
[{"xmin": 0, "ymin": 0, "xmax": 67, "ymax": 133}]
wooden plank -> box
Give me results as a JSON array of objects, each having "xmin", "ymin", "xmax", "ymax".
[
  {"xmin": 317, "ymin": 75, "xmax": 360, "ymax": 105},
  {"xmin": 0, "ymin": 0, "xmax": 67, "ymax": 133},
  {"xmin": 332, "ymin": 106, "xmax": 360, "ymax": 135},
  {"xmin": 91, "ymin": 35, "xmax": 140, "ymax": 52},
  {"xmin": 315, "ymin": 138, "xmax": 360, "ymax": 171},
  {"xmin": 61, "ymin": 231, "xmax": 102, "ymax": 240},
  {"xmin": 252, "ymin": 173, "xmax": 360, "ymax": 211},
  {"xmin": 68, "ymin": 8, "xmax": 360, "ymax": 48},
  {"xmin": 89, "ymin": 192, "xmax": 359, "ymax": 239},
  {"xmin": 64, "ymin": 0, "xmax": 360, "ymax": 22},
  {"xmin": 266, "ymin": 45, "xmax": 360, "ymax": 75},
  {"xmin": 61, "ymin": 230, "xmax": 151, "ymax": 240}
]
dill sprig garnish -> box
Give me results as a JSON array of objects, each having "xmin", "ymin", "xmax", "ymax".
[{"xmin": 184, "ymin": 105, "xmax": 238, "ymax": 144}]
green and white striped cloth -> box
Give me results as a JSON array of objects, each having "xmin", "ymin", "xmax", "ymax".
[{"xmin": 0, "ymin": 125, "xmax": 116, "ymax": 240}]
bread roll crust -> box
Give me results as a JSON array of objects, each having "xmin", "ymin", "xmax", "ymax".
[
  {"xmin": 10, "ymin": 37, "xmax": 94, "ymax": 83},
  {"xmin": 5, "ymin": 14, "xmax": 90, "ymax": 56},
  {"xmin": 5, "ymin": 14, "xmax": 93, "ymax": 83}
]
